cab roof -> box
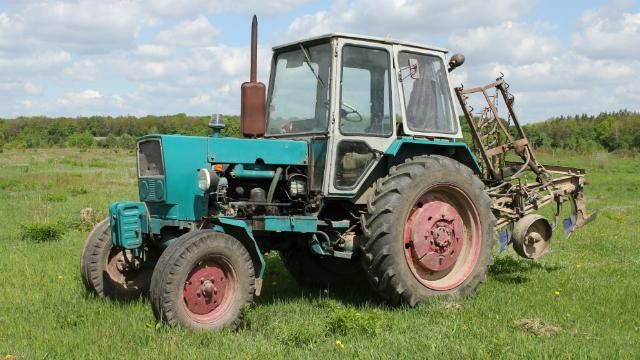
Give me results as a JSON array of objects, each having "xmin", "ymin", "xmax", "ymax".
[{"xmin": 272, "ymin": 33, "xmax": 448, "ymax": 54}]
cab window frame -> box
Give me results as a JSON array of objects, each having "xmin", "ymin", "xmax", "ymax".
[{"xmin": 338, "ymin": 44, "xmax": 394, "ymax": 139}]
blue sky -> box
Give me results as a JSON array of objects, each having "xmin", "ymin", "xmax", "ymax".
[{"xmin": 0, "ymin": 0, "xmax": 638, "ymax": 122}]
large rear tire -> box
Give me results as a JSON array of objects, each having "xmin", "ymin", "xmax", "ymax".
[
  {"xmin": 361, "ymin": 155, "xmax": 495, "ymax": 306},
  {"xmin": 150, "ymin": 230, "xmax": 255, "ymax": 331},
  {"xmin": 80, "ymin": 218, "xmax": 153, "ymax": 299}
]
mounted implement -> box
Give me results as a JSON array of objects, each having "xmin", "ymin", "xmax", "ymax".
[
  {"xmin": 455, "ymin": 78, "xmax": 592, "ymax": 258},
  {"xmin": 80, "ymin": 16, "xmax": 592, "ymax": 331}
]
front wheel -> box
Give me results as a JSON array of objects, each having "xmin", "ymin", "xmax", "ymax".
[
  {"xmin": 80, "ymin": 218, "xmax": 153, "ymax": 299},
  {"xmin": 150, "ymin": 230, "xmax": 255, "ymax": 331},
  {"xmin": 361, "ymin": 155, "xmax": 495, "ymax": 306}
]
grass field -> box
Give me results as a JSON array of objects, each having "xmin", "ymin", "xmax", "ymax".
[{"xmin": 0, "ymin": 148, "xmax": 638, "ymax": 359}]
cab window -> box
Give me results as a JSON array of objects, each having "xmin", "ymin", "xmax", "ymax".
[
  {"xmin": 339, "ymin": 45, "xmax": 392, "ymax": 136},
  {"xmin": 398, "ymin": 51, "xmax": 456, "ymax": 133}
]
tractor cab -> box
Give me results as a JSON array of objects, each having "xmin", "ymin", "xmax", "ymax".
[
  {"xmin": 261, "ymin": 34, "xmax": 464, "ymax": 195},
  {"xmin": 265, "ymin": 34, "xmax": 461, "ymax": 138}
]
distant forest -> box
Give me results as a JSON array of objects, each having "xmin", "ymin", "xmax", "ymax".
[{"xmin": 0, "ymin": 110, "xmax": 638, "ymax": 152}]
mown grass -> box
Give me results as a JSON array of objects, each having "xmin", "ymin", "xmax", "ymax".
[{"xmin": 0, "ymin": 148, "xmax": 638, "ymax": 359}]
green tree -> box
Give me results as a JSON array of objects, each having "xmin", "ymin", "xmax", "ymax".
[
  {"xmin": 117, "ymin": 134, "xmax": 136, "ymax": 149},
  {"xmin": 67, "ymin": 132, "xmax": 95, "ymax": 148}
]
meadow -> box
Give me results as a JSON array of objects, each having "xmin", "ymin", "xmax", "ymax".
[{"xmin": 0, "ymin": 148, "xmax": 638, "ymax": 359}]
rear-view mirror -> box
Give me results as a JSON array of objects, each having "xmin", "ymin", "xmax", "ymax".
[
  {"xmin": 408, "ymin": 58, "xmax": 421, "ymax": 80},
  {"xmin": 286, "ymin": 53, "xmax": 304, "ymax": 68}
]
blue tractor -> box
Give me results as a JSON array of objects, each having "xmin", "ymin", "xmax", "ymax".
[{"xmin": 80, "ymin": 17, "xmax": 590, "ymax": 331}]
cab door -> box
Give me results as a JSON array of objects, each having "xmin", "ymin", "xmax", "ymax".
[{"xmin": 325, "ymin": 39, "xmax": 399, "ymax": 196}]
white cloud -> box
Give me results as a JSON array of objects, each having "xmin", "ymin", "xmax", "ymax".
[
  {"xmin": 18, "ymin": 99, "xmax": 33, "ymax": 109},
  {"xmin": 448, "ymin": 21, "xmax": 560, "ymax": 65},
  {"xmin": 124, "ymin": 45, "xmax": 269, "ymax": 85},
  {"xmin": 7, "ymin": 1, "xmax": 155, "ymax": 54},
  {"xmin": 288, "ymin": 0, "xmax": 534, "ymax": 41},
  {"xmin": 52, "ymin": 89, "xmax": 130, "ymax": 116},
  {"xmin": 488, "ymin": 54, "xmax": 637, "ymax": 91},
  {"xmin": 23, "ymin": 82, "xmax": 44, "ymax": 96},
  {"xmin": 572, "ymin": 10, "xmax": 640, "ymax": 59},
  {"xmin": 0, "ymin": 51, "xmax": 72, "ymax": 80},
  {"xmin": 57, "ymin": 89, "xmax": 102, "ymax": 105},
  {"xmin": 136, "ymin": 45, "xmax": 174, "ymax": 59},
  {"xmin": 156, "ymin": 16, "xmax": 220, "ymax": 47},
  {"xmin": 147, "ymin": 0, "xmax": 313, "ymax": 18}
]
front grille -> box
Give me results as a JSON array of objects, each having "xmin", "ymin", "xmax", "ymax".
[{"xmin": 139, "ymin": 179, "xmax": 165, "ymax": 202}]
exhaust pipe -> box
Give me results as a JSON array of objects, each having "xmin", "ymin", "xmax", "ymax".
[{"xmin": 240, "ymin": 15, "xmax": 266, "ymax": 138}]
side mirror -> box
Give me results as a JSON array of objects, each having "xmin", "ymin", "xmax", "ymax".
[
  {"xmin": 448, "ymin": 53, "xmax": 465, "ymax": 72},
  {"xmin": 408, "ymin": 58, "xmax": 421, "ymax": 80},
  {"xmin": 286, "ymin": 53, "xmax": 304, "ymax": 68}
]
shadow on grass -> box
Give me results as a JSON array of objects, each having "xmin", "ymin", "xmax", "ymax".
[
  {"xmin": 81, "ymin": 254, "xmax": 566, "ymax": 311},
  {"xmin": 489, "ymin": 255, "xmax": 564, "ymax": 284},
  {"xmin": 255, "ymin": 254, "xmax": 385, "ymax": 309}
]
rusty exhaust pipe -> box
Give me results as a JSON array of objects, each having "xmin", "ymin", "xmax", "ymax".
[{"xmin": 240, "ymin": 15, "xmax": 266, "ymax": 137}]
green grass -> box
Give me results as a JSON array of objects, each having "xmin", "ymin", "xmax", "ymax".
[{"xmin": 0, "ymin": 148, "xmax": 639, "ymax": 359}]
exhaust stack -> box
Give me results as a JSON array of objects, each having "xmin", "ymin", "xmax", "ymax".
[{"xmin": 240, "ymin": 15, "xmax": 266, "ymax": 137}]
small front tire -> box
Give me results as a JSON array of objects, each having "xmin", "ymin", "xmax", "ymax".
[{"xmin": 150, "ymin": 230, "xmax": 255, "ymax": 331}]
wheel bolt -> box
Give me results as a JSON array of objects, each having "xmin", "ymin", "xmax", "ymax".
[{"xmin": 202, "ymin": 281, "xmax": 215, "ymax": 297}]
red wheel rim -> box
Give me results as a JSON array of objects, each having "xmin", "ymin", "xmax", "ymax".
[
  {"xmin": 182, "ymin": 257, "xmax": 235, "ymax": 322},
  {"xmin": 403, "ymin": 185, "xmax": 482, "ymax": 291}
]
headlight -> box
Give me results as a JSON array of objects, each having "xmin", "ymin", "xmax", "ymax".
[
  {"xmin": 198, "ymin": 168, "xmax": 220, "ymax": 192},
  {"xmin": 198, "ymin": 168, "xmax": 212, "ymax": 191}
]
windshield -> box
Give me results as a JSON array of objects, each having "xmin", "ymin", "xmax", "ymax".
[{"xmin": 266, "ymin": 43, "xmax": 332, "ymax": 135}]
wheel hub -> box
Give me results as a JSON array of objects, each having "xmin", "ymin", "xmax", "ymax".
[
  {"xmin": 183, "ymin": 262, "xmax": 229, "ymax": 315},
  {"xmin": 410, "ymin": 198, "xmax": 464, "ymax": 272}
]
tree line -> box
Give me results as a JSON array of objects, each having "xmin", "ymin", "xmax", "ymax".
[
  {"xmin": 0, "ymin": 110, "xmax": 638, "ymax": 152},
  {"xmin": 0, "ymin": 114, "xmax": 240, "ymax": 149},
  {"xmin": 521, "ymin": 110, "xmax": 640, "ymax": 152}
]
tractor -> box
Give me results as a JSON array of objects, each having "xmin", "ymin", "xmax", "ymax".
[{"xmin": 80, "ymin": 16, "xmax": 591, "ymax": 331}]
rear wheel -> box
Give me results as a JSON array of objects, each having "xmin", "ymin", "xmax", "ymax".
[
  {"xmin": 80, "ymin": 218, "xmax": 153, "ymax": 299},
  {"xmin": 150, "ymin": 230, "xmax": 255, "ymax": 331},
  {"xmin": 361, "ymin": 155, "xmax": 495, "ymax": 305},
  {"xmin": 279, "ymin": 246, "xmax": 364, "ymax": 288}
]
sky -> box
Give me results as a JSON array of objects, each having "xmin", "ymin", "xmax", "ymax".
[{"xmin": 0, "ymin": 0, "xmax": 639, "ymax": 123}]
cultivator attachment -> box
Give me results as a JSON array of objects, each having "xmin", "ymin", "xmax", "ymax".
[{"xmin": 455, "ymin": 77, "xmax": 594, "ymax": 257}]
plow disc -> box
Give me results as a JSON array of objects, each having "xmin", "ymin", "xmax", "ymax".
[{"xmin": 455, "ymin": 77, "xmax": 594, "ymax": 257}]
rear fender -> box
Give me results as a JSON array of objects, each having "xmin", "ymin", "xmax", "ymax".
[
  {"xmin": 386, "ymin": 139, "xmax": 481, "ymax": 175},
  {"xmin": 352, "ymin": 140, "xmax": 481, "ymax": 204}
]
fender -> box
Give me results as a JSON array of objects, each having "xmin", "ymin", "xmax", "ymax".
[
  {"xmin": 386, "ymin": 138, "xmax": 481, "ymax": 175},
  {"xmin": 214, "ymin": 217, "xmax": 266, "ymax": 296}
]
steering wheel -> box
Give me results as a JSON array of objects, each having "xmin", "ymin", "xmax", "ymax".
[{"xmin": 340, "ymin": 102, "xmax": 363, "ymax": 123}]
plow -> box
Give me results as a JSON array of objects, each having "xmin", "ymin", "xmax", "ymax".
[{"xmin": 455, "ymin": 77, "xmax": 593, "ymax": 257}]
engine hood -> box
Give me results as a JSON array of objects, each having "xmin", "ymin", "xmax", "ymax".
[{"xmin": 207, "ymin": 137, "xmax": 309, "ymax": 165}]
